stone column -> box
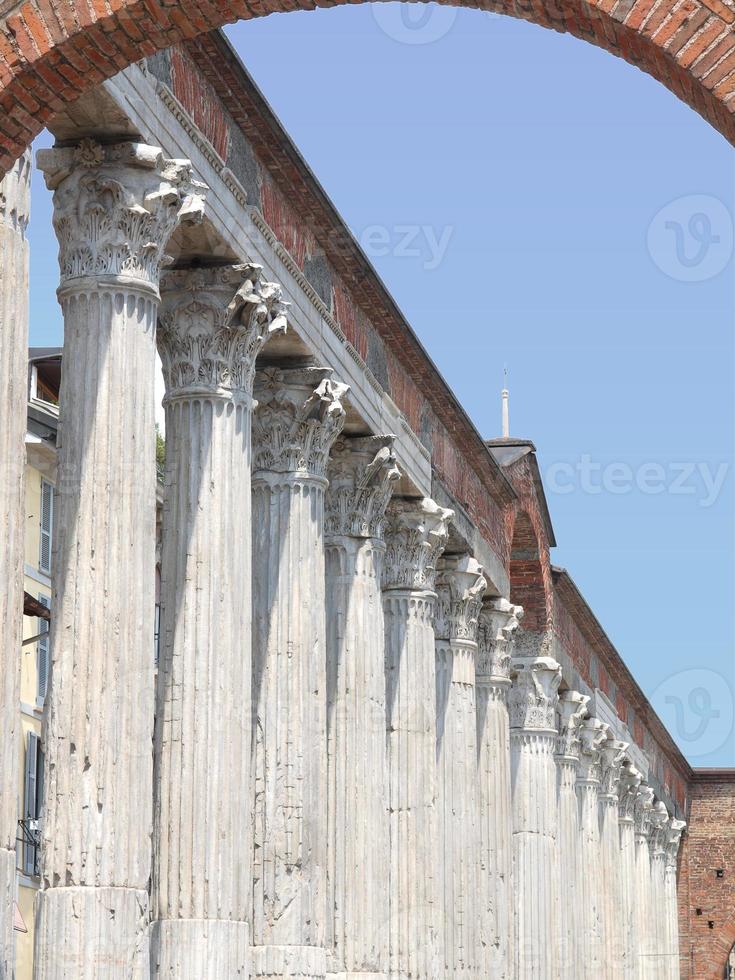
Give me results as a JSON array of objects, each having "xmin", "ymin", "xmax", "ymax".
[
  {"xmin": 555, "ymin": 690, "xmax": 589, "ymax": 980},
  {"xmin": 323, "ymin": 435, "xmax": 400, "ymax": 979},
  {"xmin": 664, "ymin": 819, "xmax": 685, "ymax": 980},
  {"xmin": 509, "ymin": 655, "xmax": 562, "ymax": 980},
  {"xmin": 434, "ymin": 555, "xmax": 486, "ymax": 980},
  {"xmin": 633, "ymin": 786, "xmax": 654, "ymax": 980},
  {"xmin": 35, "ymin": 139, "xmax": 204, "ymax": 979},
  {"xmin": 476, "ymin": 598, "xmax": 522, "ymax": 980},
  {"xmin": 576, "ymin": 718, "xmax": 609, "ymax": 980},
  {"xmin": 0, "ymin": 149, "xmax": 30, "ymax": 979},
  {"xmin": 251, "ymin": 366, "xmax": 348, "ymax": 980},
  {"xmin": 648, "ymin": 802, "xmax": 669, "ymax": 978},
  {"xmin": 618, "ymin": 764, "xmax": 643, "ymax": 980},
  {"xmin": 599, "ymin": 737, "xmax": 629, "ymax": 980},
  {"xmin": 150, "ymin": 264, "xmax": 287, "ymax": 978},
  {"xmin": 382, "ymin": 497, "xmax": 453, "ymax": 980}
]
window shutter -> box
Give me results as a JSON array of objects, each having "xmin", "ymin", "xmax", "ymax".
[
  {"xmin": 23, "ymin": 732, "xmax": 39, "ymax": 875},
  {"xmin": 37, "ymin": 594, "xmax": 50, "ymax": 703},
  {"xmin": 39, "ymin": 480, "xmax": 53, "ymax": 574}
]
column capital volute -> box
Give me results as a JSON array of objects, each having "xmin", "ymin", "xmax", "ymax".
[
  {"xmin": 650, "ymin": 800, "xmax": 670, "ymax": 858},
  {"xmin": 325, "ymin": 434, "xmax": 401, "ymax": 540},
  {"xmin": 476, "ymin": 597, "xmax": 523, "ymax": 684},
  {"xmin": 665, "ymin": 818, "xmax": 686, "ymax": 869},
  {"xmin": 577, "ymin": 718, "xmax": 609, "ymax": 784},
  {"xmin": 252, "ymin": 366, "xmax": 349, "ymax": 480},
  {"xmin": 508, "ymin": 656, "xmax": 562, "ymax": 732},
  {"xmin": 633, "ymin": 784, "xmax": 655, "ymax": 839},
  {"xmin": 381, "ymin": 497, "xmax": 454, "ymax": 593},
  {"xmin": 434, "ymin": 554, "xmax": 487, "ymax": 645},
  {"xmin": 599, "ymin": 736, "xmax": 629, "ymax": 802},
  {"xmin": 555, "ymin": 689, "xmax": 590, "ymax": 761},
  {"xmin": 618, "ymin": 763, "xmax": 643, "ymax": 822},
  {"xmin": 158, "ymin": 263, "xmax": 288, "ymax": 401},
  {"xmin": 37, "ymin": 139, "xmax": 206, "ymax": 295}
]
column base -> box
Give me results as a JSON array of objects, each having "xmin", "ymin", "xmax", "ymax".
[
  {"xmin": 34, "ymin": 886, "xmax": 150, "ymax": 980},
  {"xmin": 1, "ymin": 847, "xmax": 15, "ymax": 976},
  {"xmin": 251, "ymin": 945, "xmax": 326, "ymax": 979},
  {"xmin": 150, "ymin": 919, "xmax": 249, "ymax": 978}
]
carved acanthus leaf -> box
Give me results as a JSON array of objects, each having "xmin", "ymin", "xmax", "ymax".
[
  {"xmin": 0, "ymin": 150, "xmax": 31, "ymax": 233},
  {"xmin": 325, "ymin": 435, "xmax": 401, "ymax": 539},
  {"xmin": 600, "ymin": 738, "xmax": 629, "ymax": 799},
  {"xmin": 618, "ymin": 764, "xmax": 643, "ymax": 821},
  {"xmin": 665, "ymin": 818, "xmax": 686, "ymax": 868},
  {"xmin": 577, "ymin": 718, "xmax": 610, "ymax": 783},
  {"xmin": 476, "ymin": 597, "xmax": 523, "ymax": 682},
  {"xmin": 37, "ymin": 141, "xmax": 206, "ymax": 289},
  {"xmin": 434, "ymin": 555, "xmax": 487, "ymax": 644},
  {"xmin": 158, "ymin": 263, "xmax": 288, "ymax": 397},
  {"xmin": 556, "ymin": 690, "xmax": 590, "ymax": 759},
  {"xmin": 649, "ymin": 801, "xmax": 670, "ymax": 856},
  {"xmin": 633, "ymin": 785, "xmax": 655, "ymax": 838},
  {"xmin": 509, "ymin": 656, "xmax": 562, "ymax": 732},
  {"xmin": 382, "ymin": 497, "xmax": 454, "ymax": 593},
  {"xmin": 253, "ymin": 366, "xmax": 349, "ymax": 479}
]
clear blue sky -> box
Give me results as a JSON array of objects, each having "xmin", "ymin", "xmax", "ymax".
[{"xmin": 28, "ymin": 5, "xmax": 735, "ymax": 765}]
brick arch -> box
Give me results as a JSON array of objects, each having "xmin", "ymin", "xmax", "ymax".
[
  {"xmin": 508, "ymin": 510, "xmax": 551, "ymax": 633},
  {"xmin": 1, "ymin": 0, "xmax": 735, "ymax": 174},
  {"xmin": 703, "ymin": 921, "xmax": 735, "ymax": 979}
]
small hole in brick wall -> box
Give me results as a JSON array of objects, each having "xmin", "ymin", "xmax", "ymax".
[
  {"xmin": 708, "ymin": 921, "xmax": 715, "ymax": 929},
  {"xmin": 716, "ymin": 869, "xmax": 725, "ymax": 878},
  {"xmin": 696, "ymin": 908, "xmax": 703, "ymax": 916}
]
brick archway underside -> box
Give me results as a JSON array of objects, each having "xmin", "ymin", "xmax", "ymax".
[{"xmin": 1, "ymin": 0, "xmax": 735, "ymax": 173}]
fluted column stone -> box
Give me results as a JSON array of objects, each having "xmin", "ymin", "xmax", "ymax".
[
  {"xmin": 151, "ymin": 264, "xmax": 287, "ymax": 977},
  {"xmin": 476, "ymin": 598, "xmax": 521, "ymax": 980},
  {"xmin": 555, "ymin": 690, "xmax": 589, "ymax": 980},
  {"xmin": 324, "ymin": 435, "xmax": 400, "ymax": 979},
  {"xmin": 576, "ymin": 718, "xmax": 609, "ymax": 980},
  {"xmin": 382, "ymin": 497, "xmax": 453, "ymax": 980},
  {"xmin": 0, "ymin": 149, "xmax": 30, "ymax": 979},
  {"xmin": 664, "ymin": 820, "xmax": 685, "ymax": 980},
  {"xmin": 509, "ymin": 655, "xmax": 562, "ymax": 980},
  {"xmin": 251, "ymin": 366, "xmax": 348, "ymax": 980},
  {"xmin": 618, "ymin": 765, "xmax": 643, "ymax": 980},
  {"xmin": 633, "ymin": 786, "xmax": 655, "ymax": 980},
  {"xmin": 434, "ymin": 555, "xmax": 486, "ymax": 980},
  {"xmin": 35, "ymin": 139, "xmax": 204, "ymax": 979},
  {"xmin": 599, "ymin": 737, "xmax": 628, "ymax": 980},
  {"xmin": 649, "ymin": 802, "xmax": 669, "ymax": 979}
]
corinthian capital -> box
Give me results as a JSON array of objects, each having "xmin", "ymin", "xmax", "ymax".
[
  {"xmin": 382, "ymin": 497, "xmax": 454, "ymax": 593},
  {"xmin": 37, "ymin": 139, "xmax": 206, "ymax": 292},
  {"xmin": 618, "ymin": 763, "xmax": 643, "ymax": 821},
  {"xmin": 434, "ymin": 555, "xmax": 487, "ymax": 644},
  {"xmin": 577, "ymin": 718, "xmax": 609, "ymax": 783},
  {"xmin": 158, "ymin": 263, "xmax": 287, "ymax": 399},
  {"xmin": 633, "ymin": 785, "xmax": 655, "ymax": 838},
  {"xmin": 325, "ymin": 435, "xmax": 401, "ymax": 539},
  {"xmin": 650, "ymin": 801, "xmax": 670, "ymax": 856},
  {"xmin": 666, "ymin": 819, "xmax": 686, "ymax": 868},
  {"xmin": 476, "ymin": 597, "xmax": 523, "ymax": 683},
  {"xmin": 0, "ymin": 149, "xmax": 30, "ymax": 233},
  {"xmin": 600, "ymin": 737, "xmax": 629, "ymax": 800},
  {"xmin": 252, "ymin": 366, "xmax": 349, "ymax": 479},
  {"xmin": 556, "ymin": 690, "xmax": 589, "ymax": 760},
  {"xmin": 508, "ymin": 656, "xmax": 562, "ymax": 732}
]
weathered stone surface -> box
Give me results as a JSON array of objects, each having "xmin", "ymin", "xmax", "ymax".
[
  {"xmin": 0, "ymin": 148, "xmax": 30, "ymax": 980},
  {"xmin": 252, "ymin": 366, "xmax": 348, "ymax": 979},
  {"xmin": 324, "ymin": 435, "xmax": 399, "ymax": 979},
  {"xmin": 34, "ymin": 140, "xmax": 204, "ymax": 979},
  {"xmin": 576, "ymin": 717, "xmax": 609, "ymax": 980},
  {"xmin": 151, "ymin": 263, "xmax": 286, "ymax": 977},
  {"xmin": 618, "ymin": 764, "xmax": 643, "ymax": 980},
  {"xmin": 599, "ymin": 736, "xmax": 628, "ymax": 980},
  {"xmin": 633, "ymin": 785, "xmax": 655, "ymax": 980}
]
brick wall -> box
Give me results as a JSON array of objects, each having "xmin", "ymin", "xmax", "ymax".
[{"xmin": 679, "ymin": 776, "xmax": 735, "ymax": 979}]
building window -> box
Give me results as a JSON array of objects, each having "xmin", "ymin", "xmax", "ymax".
[
  {"xmin": 39, "ymin": 479, "xmax": 54, "ymax": 575},
  {"xmin": 22, "ymin": 731, "xmax": 43, "ymax": 877},
  {"xmin": 37, "ymin": 594, "xmax": 50, "ymax": 705}
]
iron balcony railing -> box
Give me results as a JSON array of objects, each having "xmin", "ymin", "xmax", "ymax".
[{"xmin": 16, "ymin": 818, "xmax": 41, "ymax": 878}]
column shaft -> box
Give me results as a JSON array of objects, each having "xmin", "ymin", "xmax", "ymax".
[
  {"xmin": 576, "ymin": 719, "xmax": 609, "ymax": 980},
  {"xmin": 0, "ymin": 150, "xmax": 30, "ymax": 979},
  {"xmin": 36, "ymin": 140, "xmax": 204, "ymax": 979},
  {"xmin": 382, "ymin": 498, "xmax": 452, "ymax": 980},
  {"xmin": 475, "ymin": 599, "xmax": 520, "ymax": 980},
  {"xmin": 618, "ymin": 766, "xmax": 643, "ymax": 980},
  {"xmin": 324, "ymin": 436, "xmax": 398, "ymax": 979},
  {"xmin": 649, "ymin": 803, "xmax": 669, "ymax": 979},
  {"xmin": 251, "ymin": 367, "xmax": 348, "ymax": 980},
  {"xmin": 509, "ymin": 655, "xmax": 561, "ymax": 980},
  {"xmin": 664, "ymin": 821, "xmax": 685, "ymax": 980},
  {"xmin": 599, "ymin": 738, "xmax": 628, "ymax": 980},
  {"xmin": 633, "ymin": 788, "xmax": 654, "ymax": 980},
  {"xmin": 151, "ymin": 265, "xmax": 286, "ymax": 977}
]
